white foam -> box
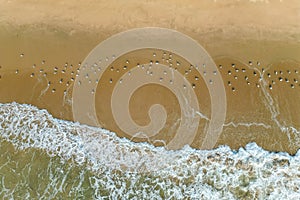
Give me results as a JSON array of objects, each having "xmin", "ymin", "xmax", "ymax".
[{"xmin": 0, "ymin": 102, "xmax": 300, "ymax": 199}]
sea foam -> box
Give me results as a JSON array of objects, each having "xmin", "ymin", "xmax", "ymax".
[{"xmin": 0, "ymin": 102, "xmax": 300, "ymax": 199}]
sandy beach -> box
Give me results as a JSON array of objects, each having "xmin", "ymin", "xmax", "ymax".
[{"xmin": 0, "ymin": 0, "xmax": 300, "ymax": 153}]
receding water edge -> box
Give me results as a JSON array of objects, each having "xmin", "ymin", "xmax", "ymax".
[{"xmin": 0, "ymin": 102, "xmax": 300, "ymax": 199}]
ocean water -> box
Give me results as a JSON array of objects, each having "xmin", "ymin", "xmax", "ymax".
[{"xmin": 0, "ymin": 102, "xmax": 300, "ymax": 199}]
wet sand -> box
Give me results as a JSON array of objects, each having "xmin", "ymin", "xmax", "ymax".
[{"xmin": 0, "ymin": 0, "xmax": 300, "ymax": 153}]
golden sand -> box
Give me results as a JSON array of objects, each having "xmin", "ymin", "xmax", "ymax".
[{"xmin": 0, "ymin": 0, "xmax": 300, "ymax": 153}]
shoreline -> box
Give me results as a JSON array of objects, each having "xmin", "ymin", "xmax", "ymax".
[{"xmin": 0, "ymin": 0, "xmax": 300, "ymax": 154}]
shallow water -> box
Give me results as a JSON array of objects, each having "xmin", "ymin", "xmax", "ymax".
[{"xmin": 1, "ymin": 102, "xmax": 300, "ymax": 199}]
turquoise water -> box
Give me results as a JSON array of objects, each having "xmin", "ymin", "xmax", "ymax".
[{"xmin": 0, "ymin": 102, "xmax": 300, "ymax": 199}]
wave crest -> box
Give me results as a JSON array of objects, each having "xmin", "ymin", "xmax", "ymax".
[{"xmin": 1, "ymin": 102, "xmax": 300, "ymax": 199}]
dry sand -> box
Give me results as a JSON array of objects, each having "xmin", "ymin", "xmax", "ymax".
[{"xmin": 0, "ymin": 0, "xmax": 300, "ymax": 153}]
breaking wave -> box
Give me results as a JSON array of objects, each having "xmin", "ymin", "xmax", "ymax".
[{"xmin": 0, "ymin": 102, "xmax": 300, "ymax": 199}]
